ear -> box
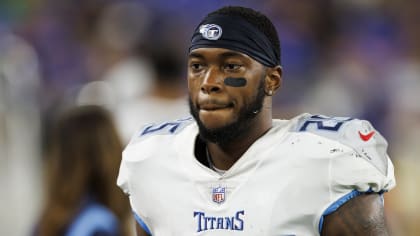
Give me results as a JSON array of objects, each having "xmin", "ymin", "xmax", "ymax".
[{"xmin": 265, "ymin": 65, "xmax": 282, "ymax": 96}]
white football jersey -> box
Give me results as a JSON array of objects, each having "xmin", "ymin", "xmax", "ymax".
[{"xmin": 117, "ymin": 113, "xmax": 396, "ymax": 236}]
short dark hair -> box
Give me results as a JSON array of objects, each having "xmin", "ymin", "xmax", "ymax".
[{"xmin": 206, "ymin": 6, "xmax": 281, "ymax": 64}]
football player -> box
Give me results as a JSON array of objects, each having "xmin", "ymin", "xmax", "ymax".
[{"xmin": 118, "ymin": 6, "xmax": 395, "ymax": 236}]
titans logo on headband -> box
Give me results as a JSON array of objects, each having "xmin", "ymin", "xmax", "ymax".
[{"xmin": 199, "ymin": 24, "xmax": 223, "ymax": 40}]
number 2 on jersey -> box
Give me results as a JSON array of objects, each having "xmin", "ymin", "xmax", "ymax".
[{"xmin": 299, "ymin": 115, "xmax": 353, "ymax": 132}]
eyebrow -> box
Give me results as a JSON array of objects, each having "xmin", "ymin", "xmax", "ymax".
[
  {"xmin": 219, "ymin": 51, "xmax": 246, "ymax": 59},
  {"xmin": 188, "ymin": 50, "xmax": 248, "ymax": 61},
  {"xmin": 188, "ymin": 52, "xmax": 205, "ymax": 59}
]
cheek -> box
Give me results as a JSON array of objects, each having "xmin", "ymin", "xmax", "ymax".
[
  {"xmin": 238, "ymin": 82, "xmax": 260, "ymax": 101},
  {"xmin": 187, "ymin": 76, "xmax": 197, "ymax": 89},
  {"xmin": 188, "ymin": 78, "xmax": 200, "ymax": 99},
  {"xmin": 225, "ymin": 88, "xmax": 252, "ymax": 113}
]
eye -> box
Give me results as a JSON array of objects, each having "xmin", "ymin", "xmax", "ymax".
[
  {"xmin": 224, "ymin": 63, "xmax": 242, "ymax": 71},
  {"xmin": 190, "ymin": 62, "xmax": 204, "ymax": 71}
]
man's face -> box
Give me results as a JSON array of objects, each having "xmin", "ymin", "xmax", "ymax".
[{"xmin": 188, "ymin": 48, "xmax": 267, "ymax": 143}]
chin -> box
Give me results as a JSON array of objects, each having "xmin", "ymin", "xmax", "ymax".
[
  {"xmin": 188, "ymin": 97, "xmax": 260, "ymax": 144},
  {"xmin": 198, "ymin": 110, "xmax": 235, "ymax": 130}
]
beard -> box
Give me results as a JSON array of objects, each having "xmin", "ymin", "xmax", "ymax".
[{"xmin": 189, "ymin": 78, "xmax": 266, "ymax": 146}]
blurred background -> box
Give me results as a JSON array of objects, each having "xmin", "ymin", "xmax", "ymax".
[{"xmin": 0, "ymin": 0, "xmax": 419, "ymax": 235}]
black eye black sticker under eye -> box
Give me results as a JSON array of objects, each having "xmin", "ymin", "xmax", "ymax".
[{"xmin": 224, "ymin": 77, "xmax": 247, "ymax": 87}]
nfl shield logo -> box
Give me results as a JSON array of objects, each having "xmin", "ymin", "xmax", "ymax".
[{"xmin": 212, "ymin": 186, "xmax": 225, "ymax": 204}]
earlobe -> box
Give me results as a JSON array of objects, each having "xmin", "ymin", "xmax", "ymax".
[{"xmin": 265, "ymin": 66, "xmax": 282, "ymax": 95}]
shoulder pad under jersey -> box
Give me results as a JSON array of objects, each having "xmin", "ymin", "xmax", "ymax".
[{"xmin": 294, "ymin": 114, "xmax": 389, "ymax": 176}]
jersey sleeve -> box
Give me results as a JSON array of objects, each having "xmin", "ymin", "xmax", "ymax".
[
  {"xmin": 116, "ymin": 154, "xmax": 130, "ymax": 195},
  {"xmin": 294, "ymin": 114, "xmax": 396, "ymax": 193},
  {"xmin": 116, "ymin": 144, "xmax": 153, "ymax": 234},
  {"xmin": 116, "ymin": 117, "xmax": 195, "ymax": 235},
  {"xmin": 316, "ymin": 117, "xmax": 396, "ymax": 233},
  {"xmin": 330, "ymin": 118, "xmax": 395, "ymax": 194},
  {"xmin": 295, "ymin": 114, "xmax": 398, "ymax": 233}
]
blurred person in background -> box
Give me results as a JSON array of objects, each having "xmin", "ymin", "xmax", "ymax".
[
  {"xmin": 114, "ymin": 43, "xmax": 189, "ymax": 143},
  {"xmin": 34, "ymin": 105, "xmax": 131, "ymax": 236},
  {"xmin": 95, "ymin": 0, "xmax": 154, "ymax": 106},
  {"xmin": 21, "ymin": 0, "xmax": 154, "ymax": 142},
  {"xmin": 0, "ymin": 25, "xmax": 43, "ymax": 236},
  {"xmin": 381, "ymin": 0, "xmax": 420, "ymax": 234}
]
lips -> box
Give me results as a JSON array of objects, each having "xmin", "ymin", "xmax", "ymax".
[{"xmin": 198, "ymin": 100, "xmax": 233, "ymax": 111}]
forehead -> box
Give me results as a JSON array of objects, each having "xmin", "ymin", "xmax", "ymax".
[{"xmin": 188, "ymin": 48, "xmax": 253, "ymax": 61}]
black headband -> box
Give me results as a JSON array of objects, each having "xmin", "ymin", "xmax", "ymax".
[{"xmin": 189, "ymin": 14, "xmax": 280, "ymax": 67}]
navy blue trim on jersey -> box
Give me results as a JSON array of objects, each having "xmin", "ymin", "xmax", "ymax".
[
  {"xmin": 318, "ymin": 189, "xmax": 384, "ymax": 234},
  {"xmin": 133, "ymin": 211, "xmax": 152, "ymax": 235}
]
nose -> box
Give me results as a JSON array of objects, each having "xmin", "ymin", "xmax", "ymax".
[{"xmin": 201, "ymin": 67, "xmax": 222, "ymax": 94}]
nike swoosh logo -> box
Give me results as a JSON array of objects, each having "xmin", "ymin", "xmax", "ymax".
[{"xmin": 358, "ymin": 131, "xmax": 375, "ymax": 141}]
